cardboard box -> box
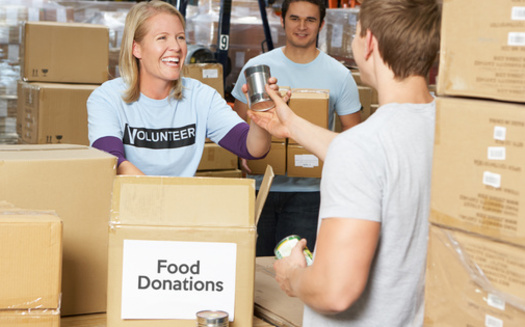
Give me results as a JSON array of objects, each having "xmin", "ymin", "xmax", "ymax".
[
  {"xmin": 197, "ymin": 142, "xmax": 238, "ymax": 171},
  {"xmin": 424, "ymin": 224, "xmax": 525, "ymax": 327},
  {"xmin": 0, "ymin": 209, "xmax": 62, "ymax": 310},
  {"xmin": 195, "ymin": 169, "xmax": 243, "ymax": 178},
  {"xmin": 247, "ymin": 142, "xmax": 286, "ymax": 175},
  {"xmin": 21, "ymin": 21, "xmax": 109, "ymax": 84},
  {"xmin": 287, "ymin": 144, "xmax": 323, "ymax": 178},
  {"xmin": 107, "ymin": 167, "xmax": 274, "ymax": 327},
  {"xmin": 17, "ymin": 81, "xmax": 97, "ymax": 145},
  {"xmin": 437, "ymin": 0, "xmax": 525, "ymax": 103},
  {"xmin": 288, "ymin": 89, "xmax": 329, "ymax": 145},
  {"xmin": 183, "ymin": 63, "xmax": 224, "ymax": 97},
  {"xmin": 254, "ymin": 257, "xmax": 303, "ymax": 327},
  {"xmin": 0, "ymin": 310, "xmax": 60, "ymax": 327},
  {"xmin": 431, "ymin": 97, "xmax": 525, "ymax": 246},
  {"xmin": 0, "ymin": 144, "xmax": 117, "ymax": 316}
]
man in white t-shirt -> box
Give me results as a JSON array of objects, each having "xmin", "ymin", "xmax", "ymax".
[
  {"xmin": 246, "ymin": 0, "xmax": 441, "ymax": 325},
  {"xmin": 232, "ymin": 0, "xmax": 362, "ymax": 256}
]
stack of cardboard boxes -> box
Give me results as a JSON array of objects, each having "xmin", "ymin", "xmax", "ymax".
[
  {"xmin": 0, "ymin": 144, "xmax": 117, "ymax": 318},
  {"xmin": 16, "ymin": 21, "xmax": 109, "ymax": 145},
  {"xmin": 425, "ymin": 1, "xmax": 525, "ymax": 326},
  {"xmin": 246, "ymin": 88, "xmax": 331, "ymax": 178}
]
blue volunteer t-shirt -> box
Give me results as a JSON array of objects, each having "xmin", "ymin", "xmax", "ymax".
[{"xmin": 87, "ymin": 77, "xmax": 244, "ymax": 176}]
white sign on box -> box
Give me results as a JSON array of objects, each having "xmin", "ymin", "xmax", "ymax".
[{"xmin": 121, "ymin": 240, "xmax": 237, "ymax": 320}]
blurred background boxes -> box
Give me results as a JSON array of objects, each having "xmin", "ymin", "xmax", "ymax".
[
  {"xmin": 20, "ymin": 21, "xmax": 109, "ymax": 84},
  {"xmin": 17, "ymin": 81, "xmax": 97, "ymax": 145}
]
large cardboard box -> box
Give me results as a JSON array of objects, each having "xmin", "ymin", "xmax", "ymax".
[
  {"xmin": 437, "ymin": 0, "xmax": 525, "ymax": 103},
  {"xmin": 247, "ymin": 142, "xmax": 286, "ymax": 175},
  {"xmin": 287, "ymin": 144, "xmax": 323, "ymax": 178},
  {"xmin": 17, "ymin": 81, "xmax": 97, "ymax": 145},
  {"xmin": 21, "ymin": 21, "xmax": 109, "ymax": 84},
  {"xmin": 431, "ymin": 97, "xmax": 525, "ymax": 246},
  {"xmin": 183, "ymin": 63, "xmax": 224, "ymax": 97},
  {"xmin": 424, "ymin": 224, "xmax": 525, "ymax": 327},
  {"xmin": 0, "ymin": 144, "xmax": 117, "ymax": 316},
  {"xmin": 107, "ymin": 167, "xmax": 274, "ymax": 327},
  {"xmin": 288, "ymin": 89, "xmax": 329, "ymax": 145},
  {"xmin": 0, "ymin": 209, "xmax": 62, "ymax": 310},
  {"xmin": 197, "ymin": 142, "xmax": 238, "ymax": 171}
]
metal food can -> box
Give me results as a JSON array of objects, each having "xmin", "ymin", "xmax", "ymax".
[
  {"xmin": 274, "ymin": 235, "xmax": 313, "ymax": 266},
  {"xmin": 196, "ymin": 310, "xmax": 229, "ymax": 327},
  {"xmin": 244, "ymin": 64, "xmax": 275, "ymax": 112}
]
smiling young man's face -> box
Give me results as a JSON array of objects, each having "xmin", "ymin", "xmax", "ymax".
[
  {"xmin": 282, "ymin": 1, "xmax": 323, "ymax": 50},
  {"xmin": 133, "ymin": 12, "xmax": 187, "ymax": 88}
]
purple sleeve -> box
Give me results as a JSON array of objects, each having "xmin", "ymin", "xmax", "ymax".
[
  {"xmin": 218, "ymin": 122, "xmax": 268, "ymax": 160},
  {"xmin": 92, "ymin": 136, "xmax": 127, "ymax": 166}
]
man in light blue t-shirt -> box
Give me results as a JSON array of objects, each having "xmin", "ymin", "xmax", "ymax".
[{"xmin": 231, "ymin": 0, "xmax": 362, "ymax": 256}]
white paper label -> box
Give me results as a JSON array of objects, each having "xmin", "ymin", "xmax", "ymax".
[
  {"xmin": 511, "ymin": 7, "xmax": 525, "ymax": 20},
  {"xmin": 202, "ymin": 69, "xmax": 218, "ymax": 79},
  {"xmin": 493, "ymin": 126, "xmax": 506, "ymax": 141},
  {"xmin": 487, "ymin": 293, "xmax": 506, "ymax": 311},
  {"xmin": 508, "ymin": 32, "xmax": 525, "ymax": 46},
  {"xmin": 121, "ymin": 240, "xmax": 237, "ymax": 320},
  {"xmin": 487, "ymin": 147, "xmax": 506, "ymax": 160},
  {"xmin": 295, "ymin": 154, "xmax": 319, "ymax": 168},
  {"xmin": 483, "ymin": 171, "xmax": 501, "ymax": 188},
  {"xmin": 485, "ymin": 314, "xmax": 503, "ymax": 327}
]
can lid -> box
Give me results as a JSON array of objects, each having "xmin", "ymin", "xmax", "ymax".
[{"xmin": 196, "ymin": 310, "xmax": 229, "ymax": 324}]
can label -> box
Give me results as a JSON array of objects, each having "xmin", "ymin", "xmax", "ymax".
[{"xmin": 274, "ymin": 235, "xmax": 313, "ymax": 266}]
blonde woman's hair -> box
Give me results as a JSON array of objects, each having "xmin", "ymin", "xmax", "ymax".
[{"xmin": 119, "ymin": 0, "xmax": 186, "ymax": 103}]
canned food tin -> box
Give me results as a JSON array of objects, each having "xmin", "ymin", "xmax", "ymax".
[
  {"xmin": 274, "ymin": 235, "xmax": 313, "ymax": 266},
  {"xmin": 196, "ymin": 310, "xmax": 229, "ymax": 327}
]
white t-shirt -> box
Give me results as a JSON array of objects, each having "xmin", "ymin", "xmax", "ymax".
[
  {"xmin": 304, "ymin": 101, "xmax": 436, "ymax": 327},
  {"xmin": 87, "ymin": 77, "xmax": 244, "ymax": 176},
  {"xmin": 232, "ymin": 47, "xmax": 362, "ymax": 192}
]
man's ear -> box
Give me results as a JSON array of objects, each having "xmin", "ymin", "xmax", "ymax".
[
  {"xmin": 364, "ymin": 29, "xmax": 375, "ymax": 60},
  {"xmin": 280, "ymin": 15, "xmax": 285, "ymax": 29},
  {"xmin": 132, "ymin": 40, "xmax": 141, "ymax": 59}
]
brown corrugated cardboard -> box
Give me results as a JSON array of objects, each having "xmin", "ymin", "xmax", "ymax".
[
  {"xmin": 287, "ymin": 144, "xmax": 323, "ymax": 178},
  {"xmin": 424, "ymin": 224, "xmax": 525, "ymax": 327},
  {"xmin": 195, "ymin": 169, "xmax": 243, "ymax": 178},
  {"xmin": 254, "ymin": 257, "xmax": 303, "ymax": 327},
  {"xmin": 437, "ymin": 0, "xmax": 525, "ymax": 103},
  {"xmin": 197, "ymin": 142, "xmax": 238, "ymax": 171},
  {"xmin": 0, "ymin": 210, "xmax": 62, "ymax": 310},
  {"xmin": 288, "ymin": 89, "xmax": 329, "ymax": 145},
  {"xmin": 183, "ymin": 63, "xmax": 224, "ymax": 97},
  {"xmin": 21, "ymin": 21, "xmax": 109, "ymax": 84},
  {"xmin": 247, "ymin": 142, "xmax": 286, "ymax": 175},
  {"xmin": 0, "ymin": 310, "xmax": 60, "ymax": 327},
  {"xmin": 107, "ymin": 167, "xmax": 274, "ymax": 327},
  {"xmin": 431, "ymin": 97, "xmax": 525, "ymax": 246},
  {"xmin": 17, "ymin": 81, "xmax": 98, "ymax": 145},
  {"xmin": 0, "ymin": 144, "xmax": 117, "ymax": 316}
]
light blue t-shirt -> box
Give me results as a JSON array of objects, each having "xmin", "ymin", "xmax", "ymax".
[
  {"xmin": 232, "ymin": 47, "xmax": 362, "ymax": 192},
  {"xmin": 87, "ymin": 77, "xmax": 244, "ymax": 177}
]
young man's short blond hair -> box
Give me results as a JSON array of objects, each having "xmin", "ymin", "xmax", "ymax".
[
  {"xmin": 359, "ymin": 0, "xmax": 441, "ymax": 80},
  {"xmin": 119, "ymin": 0, "xmax": 186, "ymax": 103}
]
